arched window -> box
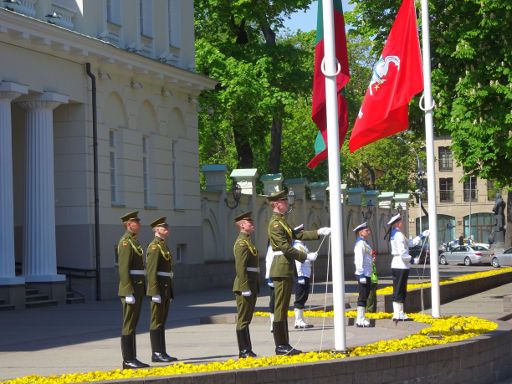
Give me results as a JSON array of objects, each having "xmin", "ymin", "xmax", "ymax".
[
  {"xmin": 415, "ymin": 214, "xmax": 455, "ymax": 246},
  {"xmin": 463, "ymin": 213, "xmax": 493, "ymax": 244}
]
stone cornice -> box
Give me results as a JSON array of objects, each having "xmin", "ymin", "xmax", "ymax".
[{"xmin": 0, "ymin": 8, "xmax": 217, "ymax": 95}]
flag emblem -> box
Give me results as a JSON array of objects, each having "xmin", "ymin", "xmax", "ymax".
[{"xmin": 368, "ymin": 56, "xmax": 400, "ymax": 96}]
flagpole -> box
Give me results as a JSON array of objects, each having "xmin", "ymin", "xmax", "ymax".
[
  {"xmin": 420, "ymin": 0, "xmax": 440, "ymax": 318},
  {"xmin": 321, "ymin": 0, "xmax": 346, "ymax": 351}
]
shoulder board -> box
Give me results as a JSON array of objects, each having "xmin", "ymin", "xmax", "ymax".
[
  {"xmin": 150, "ymin": 245, "xmax": 158, "ymax": 250},
  {"xmin": 121, "ymin": 241, "xmax": 128, "ymax": 247}
]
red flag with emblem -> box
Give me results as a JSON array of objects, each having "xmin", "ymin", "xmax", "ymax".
[{"xmin": 349, "ymin": 0, "xmax": 423, "ymax": 153}]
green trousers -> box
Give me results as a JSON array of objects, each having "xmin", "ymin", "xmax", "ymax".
[
  {"xmin": 235, "ymin": 293, "xmax": 257, "ymax": 330},
  {"xmin": 273, "ymin": 277, "xmax": 293, "ymax": 322},
  {"xmin": 150, "ymin": 298, "xmax": 170, "ymax": 330},
  {"xmin": 121, "ymin": 295, "xmax": 143, "ymax": 335},
  {"xmin": 366, "ymin": 283, "xmax": 378, "ymax": 313}
]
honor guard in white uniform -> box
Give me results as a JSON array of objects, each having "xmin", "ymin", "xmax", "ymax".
[
  {"xmin": 293, "ymin": 238, "xmax": 314, "ymax": 329},
  {"xmin": 388, "ymin": 214, "xmax": 429, "ymax": 322},
  {"xmin": 353, "ymin": 222, "xmax": 373, "ymax": 327}
]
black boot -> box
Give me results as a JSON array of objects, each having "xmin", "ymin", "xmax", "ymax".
[
  {"xmin": 121, "ymin": 334, "xmax": 150, "ymax": 369},
  {"xmin": 159, "ymin": 326, "xmax": 178, "ymax": 362},
  {"xmin": 238, "ymin": 327, "xmax": 256, "ymax": 358},
  {"xmin": 236, "ymin": 328, "xmax": 254, "ymax": 358},
  {"xmin": 273, "ymin": 321, "xmax": 302, "ymax": 356},
  {"xmin": 244, "ymin": 327, "xmax": 257, "ymax": 357},
  {"xmin": 151, "ymin": 328, "xmax": 177, "ymax": 363}
]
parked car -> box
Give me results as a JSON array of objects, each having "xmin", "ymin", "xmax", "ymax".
[
  {"xmin": 409, "ymin": 244, "xmax": 430, "ymax": 264},
  {"xmin": 438, "ymin": 245, "xmax": 494, "ymax": 266},
  {"xmin": 491, "ymin": 248, "xmax": 512, "ymax": 268}
]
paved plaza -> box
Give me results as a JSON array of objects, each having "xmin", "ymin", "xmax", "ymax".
[{"xmin": 0, "ymin": 276, "xmax": 512, "ymax": 382}]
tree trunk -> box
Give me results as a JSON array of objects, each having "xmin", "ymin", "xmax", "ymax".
[
  {"xmin": 506, "ymin": 190, "xmax": 512, "ymax": 248},
  {"xmin": 268, "ymin": 115, "xmax": 282, "ymax": 173},
  {"xmin": 233, "ymin": 126, "xmax": 254, "ymax": 168},
  {"xmin": 260, "ymin": 22, "xmax": 284, "ymax": 173}
]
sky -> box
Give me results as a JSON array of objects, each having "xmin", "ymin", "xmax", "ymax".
[{"xmin": 284, "ymin": 1, "xmax": 353, "ymax": 33}]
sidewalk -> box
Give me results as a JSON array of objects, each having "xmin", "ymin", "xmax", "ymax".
[{"xmin": 0, "ymin": 281, "xmax": 511, "ymax": 382}]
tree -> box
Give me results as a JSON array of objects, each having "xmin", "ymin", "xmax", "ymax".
[
  {"xmin": 195, "ymin": 0, "xmax": 314, "ymax": 172},
  {"xmin": 348, "ymin": 0, "xmax": 512, "ymax": 245}
]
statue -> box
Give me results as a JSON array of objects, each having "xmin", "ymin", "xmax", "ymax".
[{"xmin": 492, "ymin": 193, "xmax": 506, "ymax": 244}]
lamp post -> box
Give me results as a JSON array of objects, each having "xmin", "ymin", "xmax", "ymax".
[
  {"xmin": 468, "ymin": 175, "xmax": 473, "ymax": 241},
  {"xmin": 397, "ymin": 137, "xmax": 425, "ymax": 234}
]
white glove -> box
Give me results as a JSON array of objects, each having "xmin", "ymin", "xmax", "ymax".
[
  {"xmin": 422, "ymin": 229, "xmax": 430, "ymax": 238},
  {"xmin": 297, "ymin": 277, "xmax": 306, "ymax": 285},
  {"xmin": 306, "ymin": 252, "xmax": 318, "ymax": 261},
  {"xmin": 359, "ymin": 276, "xmax": 367, "ymax": 284},
  {"xmin": 125, "ymin": 295, "xmax": 135, "ymax": 304},
  {"xmin": 317, "ymin": 227, "xmax": 331, "ymax": 236},
  {"xmin": 241, "ymin": 291, "xmax": 252, "ymax": 297},
  {"xmin": 152, "ymin": 294, "xmax": 162, "ymax": 303},
  {"xmin": 412, "ymin": 257, "xmax": 420, "ymax": 265}
]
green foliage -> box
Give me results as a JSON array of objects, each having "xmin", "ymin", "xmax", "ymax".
[
  {"xmin": 348, "ymin": 0, "xmax": 512, "ymax": 186},
  {"xmin": 195, "ymin": 0, "xmax": 316, "ymax": 173},
  {"xmin": 341, "ymin": 135, "xmax": 422, "ymax": 193}
]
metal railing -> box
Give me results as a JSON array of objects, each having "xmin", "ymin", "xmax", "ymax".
[
  {"xmin": 463, "ymin": 189, "xmax": 478, "ymax": 202},
  {"xmin": 439, "ymin": 190, "xmax": 454, "ymax": 202}
]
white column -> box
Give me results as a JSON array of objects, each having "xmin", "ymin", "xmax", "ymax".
[
  {"xmin": 16, "ymin": 92, "xmax": 68, "ymax": 282},
  {"xmin": 0, "ymin": 82, "xmax": 27, "ymax": 285}
]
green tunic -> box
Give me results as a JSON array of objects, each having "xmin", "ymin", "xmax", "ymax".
[
  {"xmin": 268, "ymin": 213, "xmax": 319, "ymax": 278},
  {"xmin": 268, "ymin": 213, "xmax": 318, "ymax": 322},
  {"xmin": 146, "ymin": 236, "xmax": 174, "ymax": 330},
  {"xmin": 232, "ymin": 232, "xmax": 259, "ymax": 330},
  {"xmin": 117, "ymin": 231, "xmax": 145, "ymax": 335}
]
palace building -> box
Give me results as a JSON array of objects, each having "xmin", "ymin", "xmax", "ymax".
[{"xmin": 0, "ymin": 0, "xmax": 216, "ymax": 307}]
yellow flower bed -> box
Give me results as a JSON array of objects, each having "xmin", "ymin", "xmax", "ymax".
[
  {"xmin": 376, "ymin": 266, "xmax": 512, "ymax": 295},
  {"xmin": 2, "ymin": 313, "xmax": 497, "ymax": 384}
]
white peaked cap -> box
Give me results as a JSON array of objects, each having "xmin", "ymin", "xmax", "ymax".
[
  {"xmin": 387, "ymin": 213, "xmax": 402, "ymax": 226},
  {"xmin": 353, "ymin": 222, "xmax": 368, "ymax": 232}
]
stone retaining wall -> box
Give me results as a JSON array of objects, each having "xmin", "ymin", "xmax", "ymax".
[
  {"xmin": 105, "ymin": 321, "xmax": 512, "ymax": 384},
  {"xmin": 384, "ymin": 270, "xmax": 512, "ymax": 313}
]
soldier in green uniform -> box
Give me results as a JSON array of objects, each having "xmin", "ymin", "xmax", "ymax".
[
  {"xmin": 117, "ymin": 211, "xmax": 149, "ymax": 369},
  {"xmin": 267, "ymin": 190, "xmax": 331, "ymax": 355},
  {"xmin": 146, "ymin": 217, "xmax": 178, "ymax": 363},
  {"xmin": 232, "ymin": 211, "xmax": 259, "ymax": 358}
]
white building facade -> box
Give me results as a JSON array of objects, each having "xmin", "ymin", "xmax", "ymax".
[{"xmin": 0, "ymin": 0, "xmax": 216, "ymax": 307}]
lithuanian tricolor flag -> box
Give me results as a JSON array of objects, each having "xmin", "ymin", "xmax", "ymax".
[{"xmin": 307, "ymin": 0, "xmax": 350, "ymax": 169}]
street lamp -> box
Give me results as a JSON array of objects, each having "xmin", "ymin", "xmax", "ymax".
[
  {"xmin": 361, "ymin": 200, "xmax": 374, "ymax": 221},
  {"xmin": 286, "ymin": 188, "xmax": 296, "ymax": 214},
  {"xmin": 224, "ymin": 183, "xmax": 242, "ymax": 209}
]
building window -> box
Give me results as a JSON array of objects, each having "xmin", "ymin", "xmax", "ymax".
[
  {"xmin": 142, "ymin": 136, "xmax": 150, "ymax": 207},
  {"xmin": 168, "ymin": 0, "xmax": 181, "ymax": 48},
  {"xmin": 175, "ymin": 244, "xmax": 185, "ymax": 263},
  {"xmin": 438, "ymin": 146, "xmax": 453, "ymax": 171},
  {"xmin": 106, "ymin": 0, "xmax": 121, "ymax": 25},
  {"xmin": 109, "ymin": 130, "xmax": 118, "ymax": 203},
  {"xmin": 140, "ymin": 0, "xmax": 153, "ymax": 38},
  {"xmin": 463, "ymin": 177, "xmax": 478, "ymax": 202},
  {"xmin": 439, "ymin": 177, "xmax": 453, "ymax": 202}
]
